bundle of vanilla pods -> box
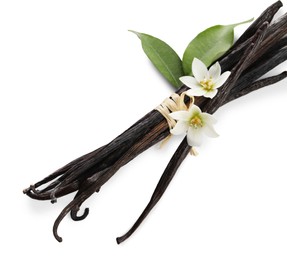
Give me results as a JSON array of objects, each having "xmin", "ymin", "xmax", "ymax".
[{"xmin": 24, "ymin": 1, "xmax": 287, "ymax": 243}]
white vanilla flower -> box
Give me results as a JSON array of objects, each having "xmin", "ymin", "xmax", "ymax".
[
  {"xmin": 170, "ymin": 104, "xmax": 218, "ymax": 146},
  {"xmin": 180, "ymin": 58, "xmax": 231, "ymax": 99}
]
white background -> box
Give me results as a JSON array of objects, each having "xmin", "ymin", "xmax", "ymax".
[{"xmin": 1, "ymin": 0, "xmax": 287, "ymax": 259}]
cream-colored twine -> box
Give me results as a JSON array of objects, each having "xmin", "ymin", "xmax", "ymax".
[
  {"xmin": 156, "ymin": 92, "xmax": 193, "ymax": 129},
  {"xmin": 156, "ymin": 92, "xmax": 198, "ymax": 154},
  {"xmin": 190, "ymin": 147, "xmax": 198, "ymax": 156}
]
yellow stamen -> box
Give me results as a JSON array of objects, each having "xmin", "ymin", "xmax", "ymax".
[
  {"xmin": 200, "ymin": 78, "xmax": 214, "ymax": 91},
  {"xmin": 190, "ymin": 116, "xmax": 203, "ymax": 128}
]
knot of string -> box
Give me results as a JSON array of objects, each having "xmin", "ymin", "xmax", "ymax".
[
  {"xmin": 156, "ymin": 91, "xmax": 193, "ymax": 129},
  {"xmin": 156, "ymin": 92, "xmax": 198, "ymax": 156}
]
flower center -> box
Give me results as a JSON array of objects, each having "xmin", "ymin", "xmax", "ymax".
[
  {"xmin": 200, "ymin": 78, "xmax": 214, "ymax": 91},
  {"xmin": 189, "ymin": 115, "xmax": 203, "ymax": 129}
]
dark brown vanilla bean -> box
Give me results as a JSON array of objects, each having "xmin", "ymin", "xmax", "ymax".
[
  {"xmin": 115, "ymin": 73, "xmax": 287, "ymax": 245},
  {"xmin": 29, "ymin": 37, "xmax": 286, "ymax": 200},
  {"xmin": 24, "ymin": 109, "xmax": 169, "ymax": 200},
  {"xmin": 219, "ymin": 1, "xmax": 287, "ymax": 74},
  {"xmin": 226, "ymin": 71, "xmax": 287, "ymax": 104},
  {"xmin": 235, "ymin": 46, "xmax": 287, "ymax": 93},
  {"xmin": 258, "ymin": 13, "xmax": 287, "ymax": 55},
  {"xmin": 114, "ymin": 73, "xmax": 287, "ymax": 245},
  {"xmin": 265, "ymin": 36, "xmax": 287, "ymax": 54},
  {"xmin": 219, "ymin": 1, "xmax": 282, "ymax": 71},
  {"xmin": 219, "ymin": 39, "xmax": 253, "ymax": 72},
  {"xmin": 24, "ymin": 1, "xmax": 282, "ymax": 203},
  {"xmin": 204, "ymin": 23, "xmax": 268, "ymax": 114},
  {"xmin": 233, "ymin": 1, "xmax": 282, "ymax": 47},
  {"xmin": 116, "ymin": 137, "xmax": 191, "ymax": 244},
  {"xmin": 24, "ymin": 1, "xmax": 287, "ymax": 243},
  {"xmin": 53, "ymin": 115, "xmax": 173, "ymax": 241},
  {"xmin": 25, "ymin": 0, "xmax": 286, "ymax": 202},
  {"xmin": 115, "ymin": 72, "xmax": 287, "ymax": 244},
  {"xmin": 115, "ymin": 17, "xmax": 287, "ymax": 243}
]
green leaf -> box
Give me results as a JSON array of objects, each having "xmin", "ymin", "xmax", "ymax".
[
  {"xmin": 130, "ymin": 30, "xmax": 184, "ymax": 88},
  {"xmin": 182, "ymin": 18, "xmax": 254, "ymax": 75}
]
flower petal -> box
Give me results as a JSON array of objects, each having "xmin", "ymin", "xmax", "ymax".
[
  {"xmin": 214, "ymin": 71, "xmax": 231, "ymax": 88},
  {"xmin": 192, "ymin": 58, "xmax": 208, "ymax": 83},
  {"xmin": 186, "ymin": 87, "xmax": 206, "ymax": 97},
  {"xmin": 203, "ymin": 89, "xmax": 218, "ymax": 99},
  {"xmin": 188, "ymin": 104, "xmax": 202, "ymax": 117},
  {"xmin": 169, "ymin": 111, "xmax": 190, "ymax": 121},
  {"xmin": 187, "ymin": 127, "xmax": 203, "ymax": 146},
  {"xmin": 202, "ymin": 125, "xmax": 219, "ymax": 138},
  {"xmin": 201, "ymin": 113, "xmax": 217, "ymax": 125},
  {"xmin": 209, "ymin": 62, "xmax": 221, "ymax": 81},
  {"xmin": 179, "ymin": 76, "xmax": 199, "ymax": 88},
  {"xmin": 170, "ymin": 121, "xmax": 189, "ymax": 135}
]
